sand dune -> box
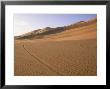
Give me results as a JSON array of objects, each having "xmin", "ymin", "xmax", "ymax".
[
  {"xmin": 15, "ymin": 18, "xmax": 97, "ymax": 40},
  {"xmin": 14, "ymin": 18, "xmax": 97, "ymax": 76}
]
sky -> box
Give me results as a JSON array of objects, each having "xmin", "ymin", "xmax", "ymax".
[{"xmin": 14, "ymin": 14, "xmax": 97, "ymax": 36}]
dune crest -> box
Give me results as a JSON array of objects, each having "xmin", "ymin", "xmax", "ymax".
[{"xmin": 15, "ymin": 17, "xmax": 97, "ymax": 41}]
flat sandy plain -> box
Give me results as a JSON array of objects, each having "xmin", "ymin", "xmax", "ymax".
[{"xmin": 14, "ymin": 18, "xmax": 97, "ymax": 76}]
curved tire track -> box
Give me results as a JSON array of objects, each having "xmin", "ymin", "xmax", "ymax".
[{"xmin": 22, "ymin": 44, "xmax": 63, "ymax": 76}]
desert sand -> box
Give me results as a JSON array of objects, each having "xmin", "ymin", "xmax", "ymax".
[{"xmin": 14, "ymin": 18, "xmax": 97, "ymax": 76}]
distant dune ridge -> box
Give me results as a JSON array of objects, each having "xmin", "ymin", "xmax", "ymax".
[
  {"xmin": 15, "ymin": 17, "xmax": 97, "ymax": 40},
  {"xmin": 14, "ymin": 17, "xmax": 97, "ymax": 76}
]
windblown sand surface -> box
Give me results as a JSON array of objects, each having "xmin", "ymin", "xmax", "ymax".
[{"xmin": 14, "ymin": 18, "xmax": 97, "ymax": 76}]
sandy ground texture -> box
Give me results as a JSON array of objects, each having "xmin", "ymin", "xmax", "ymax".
[{"xmin": 14, "ymin": 18, "xmax": 97, "ymax": 76}]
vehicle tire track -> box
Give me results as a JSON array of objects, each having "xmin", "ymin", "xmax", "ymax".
[{"xmin": 22, "ymin": 44, "xmax": 63, "ymax": 76}]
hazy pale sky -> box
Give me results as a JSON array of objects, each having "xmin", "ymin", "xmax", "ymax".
[{"xmin": 14, "ymin": 14, "xmax": 96, "ymax": 36}]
